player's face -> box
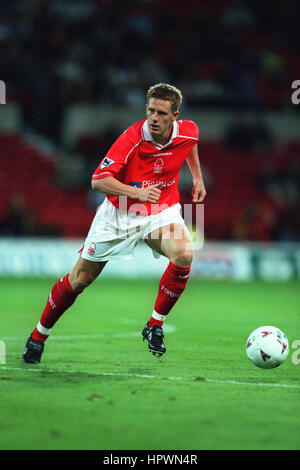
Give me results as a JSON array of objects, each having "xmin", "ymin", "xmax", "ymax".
[{"xmin": 146, "ymin": 98, "xmax": 179, "ymax": 144}]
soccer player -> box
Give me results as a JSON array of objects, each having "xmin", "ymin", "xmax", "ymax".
[{"xmin": 22, "ymin": 83, "xmax": 207, "ymax": 363}]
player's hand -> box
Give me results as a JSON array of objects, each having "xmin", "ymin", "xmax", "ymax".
[
  {"xmin": 192, "ymin": 178, "xmax": 206, "ymax": 203},
  {"xmin": 136, "ymin": 183, "xmax": 162, "ymax": 203}
]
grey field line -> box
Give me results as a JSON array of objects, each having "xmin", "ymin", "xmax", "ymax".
[{"xmin": 0, "ymin": 365, "xmax": 299, "ymax": 389}]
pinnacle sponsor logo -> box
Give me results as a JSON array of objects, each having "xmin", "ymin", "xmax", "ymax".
[{"xmin": 130, "ymin": 178, "xmax": 176, "ymax": 189}]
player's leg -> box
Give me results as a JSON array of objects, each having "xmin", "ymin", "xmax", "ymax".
[
  {"xmin": 146, "ymin": 223, "xmax": 193, "ymax": 318},
  {"xmin": 142, "ymin": 223, "xmax": 193, "ymax": 356},
  {"xmin": 147, "ymin": 222, "xmax": 193, "ymax": 266},
  {"xmin": 22, "ymin": 257, "xmax": 106, "ymax": 363},
  {"xmin": 34, "ymin": 257, "xmax": 107, "ymax": 340},
  {"xmin": 69, "ymin": 256, "xmax": 107, "ymax": 293}
]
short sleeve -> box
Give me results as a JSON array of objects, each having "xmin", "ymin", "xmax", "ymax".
[{"xmin": 92, "ymin": 126, "xmax": 140, "ymax": 180}]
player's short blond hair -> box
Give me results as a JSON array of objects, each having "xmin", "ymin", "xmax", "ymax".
[{"xmin": 146, "ymin": 83, "xmax": 182, "ymax": 113}]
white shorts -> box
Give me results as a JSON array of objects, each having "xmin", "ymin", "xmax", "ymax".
[{"xmin": 81, "ymin": 198, "xmax": 186, "ymax": 262}]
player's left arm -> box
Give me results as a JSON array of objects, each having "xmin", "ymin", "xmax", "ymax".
[{"xmin": 186, "ymin": 143, "xmax": 207, "ymax": 203}]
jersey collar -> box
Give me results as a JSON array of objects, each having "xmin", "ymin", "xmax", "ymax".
[{"xmin": 142, "ymin": 120, "xmax": 178, "ymax": 149}]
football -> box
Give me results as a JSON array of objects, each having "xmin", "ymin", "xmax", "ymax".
[{"xmin": 246, "ymin": 326, "xmax": 289, "ymax": 369}]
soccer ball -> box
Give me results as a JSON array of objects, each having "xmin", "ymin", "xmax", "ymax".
[{"xmin": 246, "ymin": 326, "xmax": 289, "ymax": 369}]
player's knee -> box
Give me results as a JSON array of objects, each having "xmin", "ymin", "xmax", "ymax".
[{"xmin": 172, "ymin": 248, "xmax": 193, "ymax": 267}]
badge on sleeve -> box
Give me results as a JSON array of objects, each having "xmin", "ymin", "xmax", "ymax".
[{"xmin": 101, "ymin": 157, "xmax": 115, "ymax": 169}]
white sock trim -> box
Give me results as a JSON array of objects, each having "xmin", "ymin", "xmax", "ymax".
[
  {"xmin": 37, "ymin": 321, "xmax": 52, "ymax": 336},
  {"xmin": 152, "ymin": 310, "xmax": 166, "ymax": 322}
]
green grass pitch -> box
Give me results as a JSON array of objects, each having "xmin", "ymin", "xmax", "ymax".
[{"xmin": 1, "ymin": 277, "xmax": 300, "ymax": 450}]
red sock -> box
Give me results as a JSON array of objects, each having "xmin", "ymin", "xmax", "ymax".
[
  {"xmin": 32, "ymin": 274, "xmax": 78, "ymax": 343},
  {"xmin": 148, "ymin": 315, "xmax": 164, "ymax": 327},
  {"xmin": 149, "ymin": 262, "xmax": 191, "ymax": 325}
]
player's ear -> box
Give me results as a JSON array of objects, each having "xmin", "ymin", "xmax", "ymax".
[{"xmin": 173, "ymin": 110, "xmax": 179, "ymax": 120}]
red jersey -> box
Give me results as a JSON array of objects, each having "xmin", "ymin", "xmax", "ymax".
[{"xmin": 92, "ymin": 119, "xmax": 198, "ymax": 214}]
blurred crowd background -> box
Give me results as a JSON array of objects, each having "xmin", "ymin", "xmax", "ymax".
[{"xmin": 0, "ymin": 0, "xmax": 300, "ymax": 242}]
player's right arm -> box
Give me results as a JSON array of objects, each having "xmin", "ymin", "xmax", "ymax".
[
  {"xmin": 91, "ymin": 124, "xmax": 161, "ymax": 203},
  {"xmin": 91, "ymin": 176, "xmax": 161, "ymax": 203}
]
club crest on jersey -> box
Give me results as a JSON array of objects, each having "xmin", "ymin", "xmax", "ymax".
[
  {"xmin": 153, "ymin": 158, "xmax": 164, "ymax": 175},
  {"xmin": 87, "ymin": 242, "xmax": 96, "ymax": 256},
  {"xmin": 101, "ymin": 157, "xmax": 114, "ymax": 169}
]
